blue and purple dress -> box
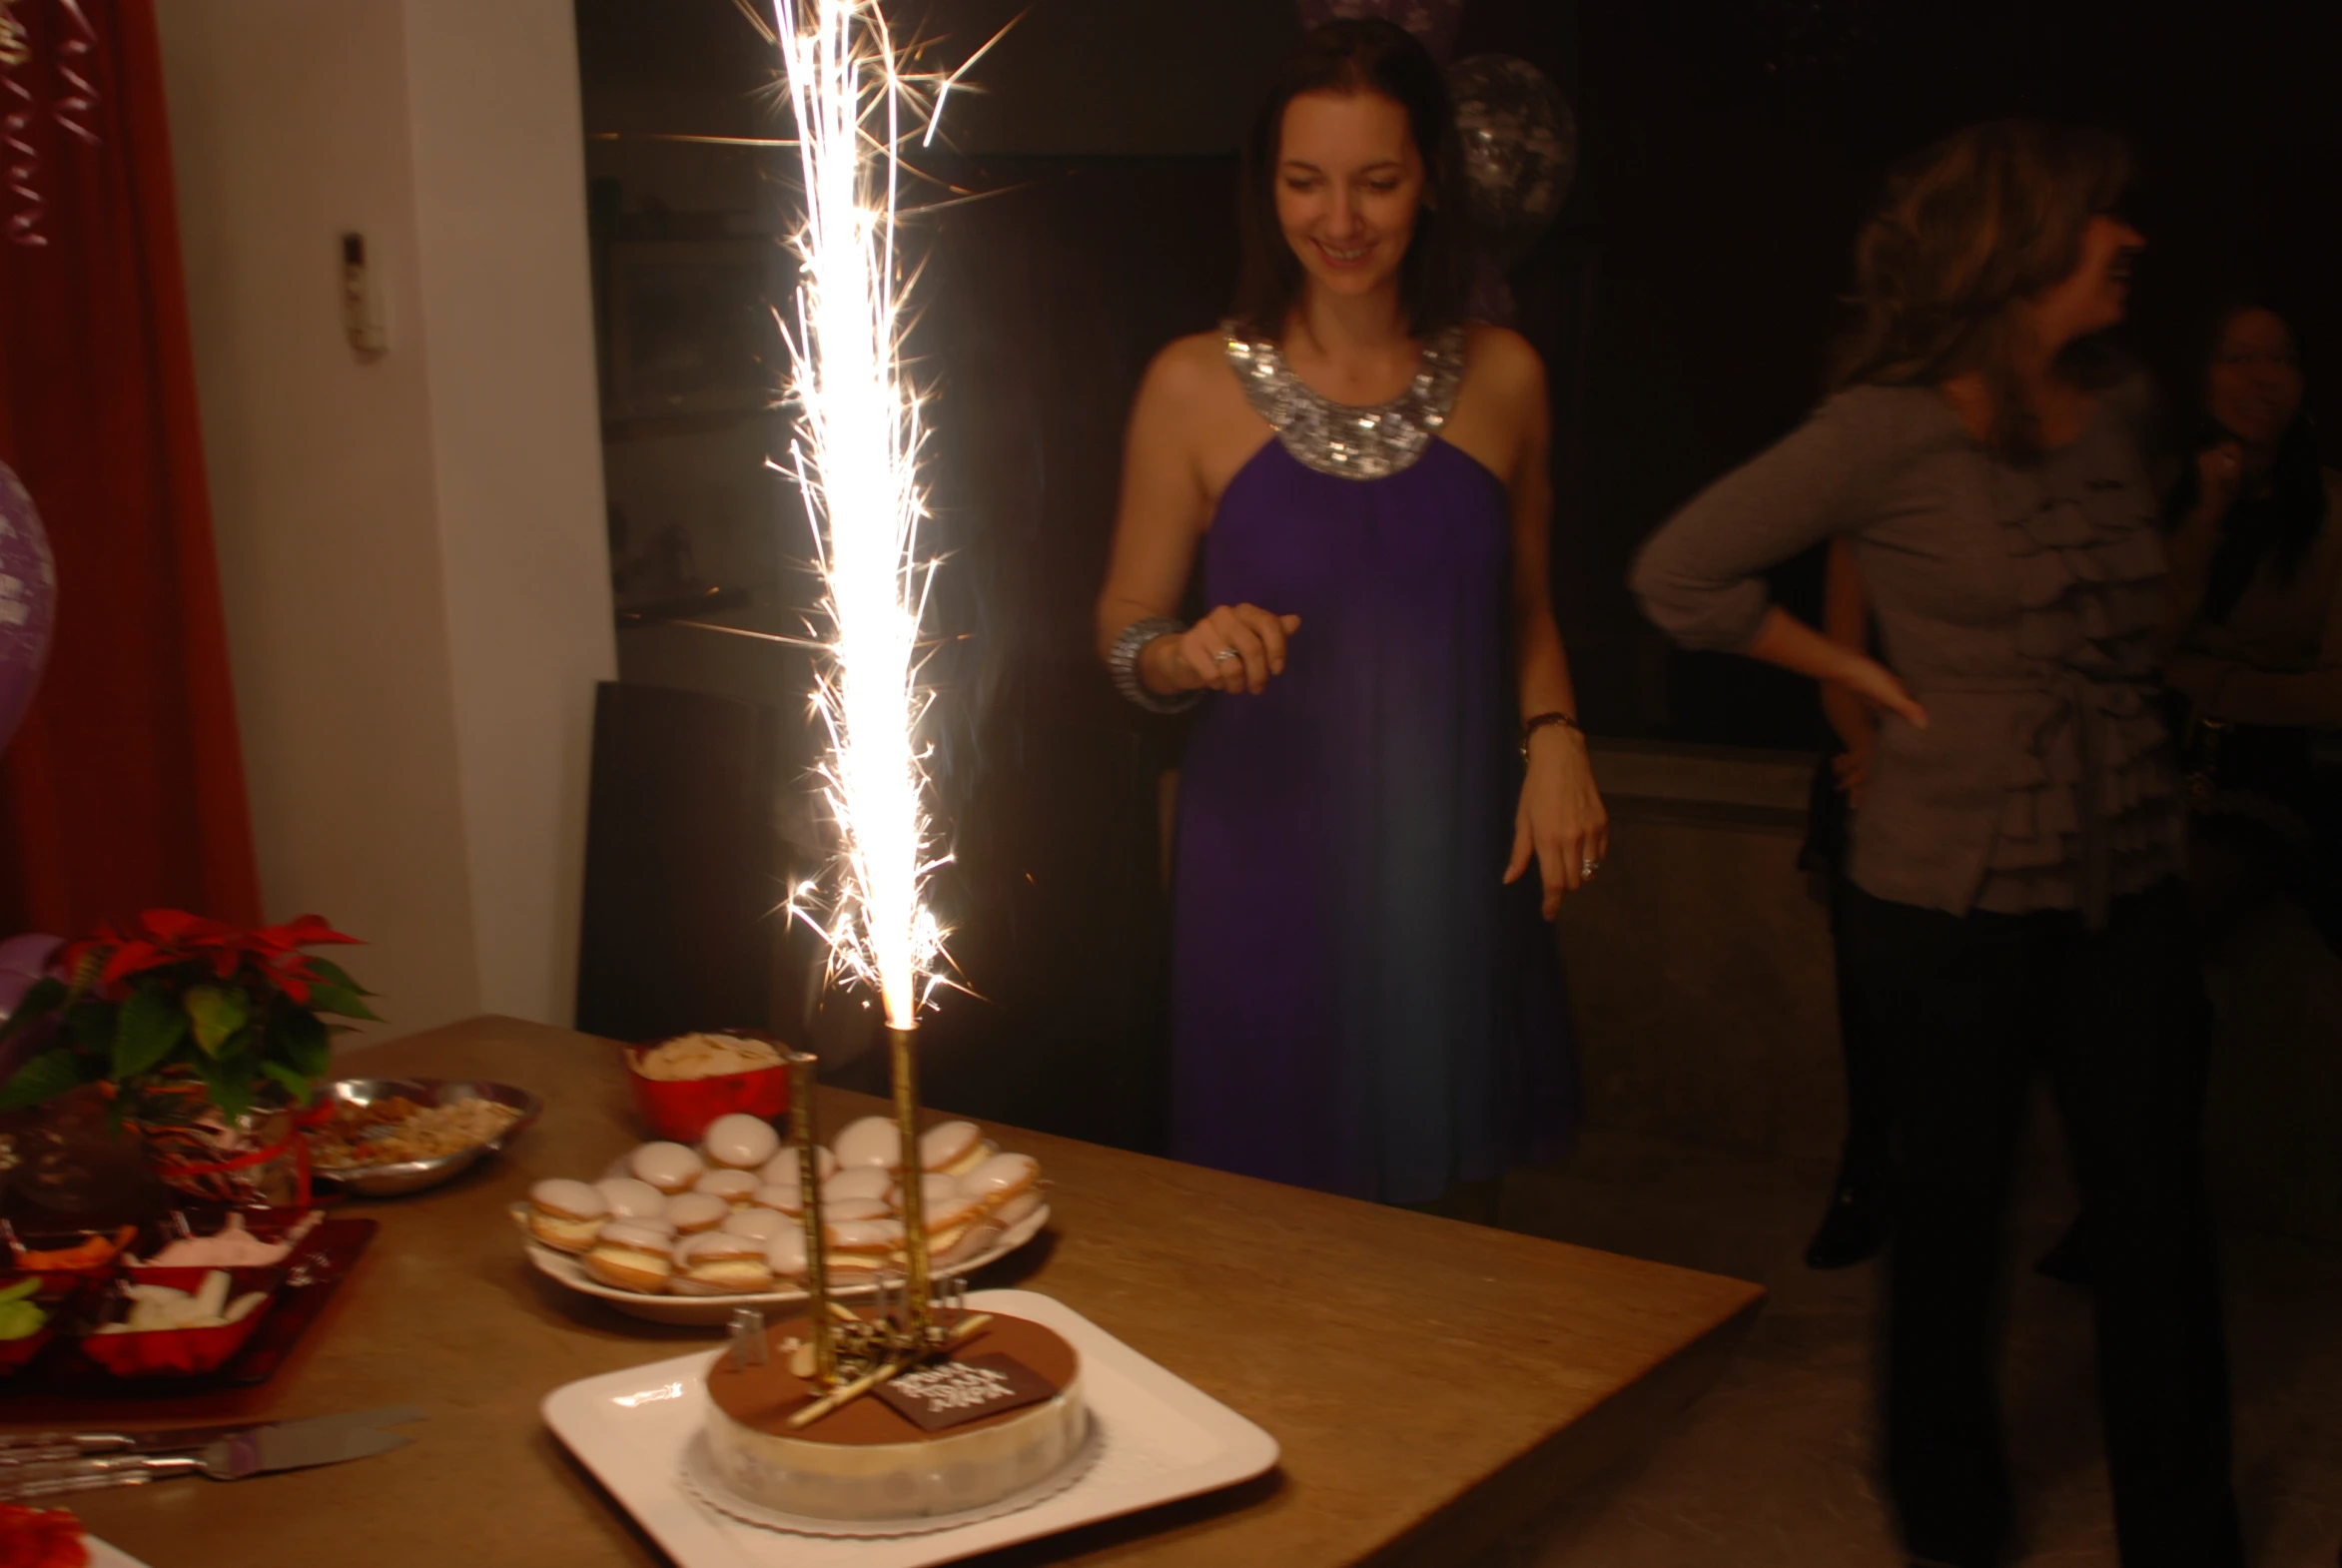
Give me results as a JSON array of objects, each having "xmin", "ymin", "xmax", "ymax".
[{"xmin": 1168, "ymin": 325, "xmax": 1576, "ymax": 1204}]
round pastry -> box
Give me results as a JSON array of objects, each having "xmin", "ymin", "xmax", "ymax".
[
  {"xmin": 583, "ymin": 1221, "xmax": 675, "ymax": 1293},
  {"xmin": 764, "ymin": 1229, "xmax": 808, "ymax": 1279},
  {"xmin": 918, "ymin": 1120, "xmax": 988, "ymax": 1175},
  {"xmin": 825, "ymin": 1218, "xmax": 900, "ymax": 1262},
  {"xmin": 721, "ymin": 1206, "xmax": 795, "ymax": 1243},
  {"xmin": 594, "ymin": 1176, "xmax": 669, "ymax": 1222},
  {"xmin": 630, "ymin": 1142, "xmax": 706, "ymax": 1194},
  {"xmin": 702, "ymin": 1113, "xmax": 782, "ymax": 1171},
  {"xmin": 702, "ymin": 1312, "xmax": 1088, "ymax": 1521},
  {"xmin": 893, "ymin": 1172, "xmax": 963, "ymax": 1211},
  {"xmin": 831, "ymin": 1116, "xmax": 902, "ymax": 1171},
  {"xmin": 666, "ymin": 1191, "xmax": 730, "ymax": 1235},
  {"xmin": 527, "ymin": 1178, "xmax": 607, "ymax": 1253},
  {"xmin": 824, "ymin": 1168, "xmax": 891, "ymax": 1205},
  {"xmin": 674, "ymin": 1232, "xmax": 776, "ymax": 1296},
  {"xmin": 934, "ymin": 1217, "xmax": 1007, "ymax": 1268},
  {"xmin": 820, "ymin": 1196, "xmax": 891, "ymax": 1223},
  {"xmin": 696, "ymin": 1169, "xmax": 763, "ymax": 1206},
  {"xmin": 760, "ymin": 1147, "xmax": 836, "ymax": 1186},
  {"xmin": 960, "ymin": 1153, "xmax": 1039, "ymax": 1208},
  {"xmin": 753, "ymin": 1182, "xmax": 808, "ymax": 1216}
]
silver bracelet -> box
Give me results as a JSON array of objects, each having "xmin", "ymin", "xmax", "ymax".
[{"xmin": 1108, "ymin": 616, "xmax": 1201, "ymax": 714}]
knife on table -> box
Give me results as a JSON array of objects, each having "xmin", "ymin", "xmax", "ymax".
[
  {"xmin": 0, "ymin": 1404, "xmax": 425, "ymax": 1465},
  {"xmin": 0, "ymin": 1420, "xmax": 411, "ymax": 1500}
]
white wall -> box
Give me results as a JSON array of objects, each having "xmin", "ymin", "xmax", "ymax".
[{"xmin": 155, "ymin": 0, "xmax": 614, "ymax": 1038}]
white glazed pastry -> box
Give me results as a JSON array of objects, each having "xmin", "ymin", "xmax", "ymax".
[
  {"xmin": 720, "ymin": 1206, "xmax": 795, "ymax": 1243},
  {"xmin": 917, "ymin": 1120, "xmax": 986, "ymax": 1175},
  {"xmin": 960, "ymin": 1153, "xmax": 1040, "ymax": 1208},
  {"xmin": 665, "ymin": 1191, "xmax": 729, "ymax": 1235},
  {"xmin": 823, "ymin": 1168, "xmax": 891, "ymax": 1204},
  {"xmin": 830, "ymin": 1116, "xmax": 901, "ymax": 1171},
  {"xmin": 526, "ymin": 1178, "xmax": 607, "ymax": 1253},
  {"xmin": 629, "ymin": 1141, "xmax": 706, "ymax": 1194},
  {"xmin": 892, "ymin": 1172, "xmax": 963, "ymax": 1212},
  {"xmin": 753, "ymin": 1182, "xmax": 808, "ymax": 1216},
  {"xmin": 760, "ymin": 1147, "xmax": 836, "ymax": 1186},
  {"xmin": 673, "ymin": 1232, "xmax": 775, "ymax": 1296},
  {"xmin": 695, "ymin": 1168, "xmax": 762, "ymax": 1205},
  {"xmin": 820, "ymin": 1196, "xmax": 891, "ymax": 1223},
  {"xmin": 764, "ymin": 1228, "xmax": 808, "ymax": 1279},
  {"xmin": 582, "ymin": 1221, "xmax": 674, "ymax": 1293},
  {"xmin": 702, "ymin": 1113, "xmax": 781, "ymax": 1171},
  {"xmin": 593, "ymin": 1176, "xmax": 668, "ymax": 1222}
]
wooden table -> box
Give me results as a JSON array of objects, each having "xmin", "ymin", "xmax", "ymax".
[{"xmin": 30, "ymin": 1017, "xmax": 1763, "ymax": 1567}]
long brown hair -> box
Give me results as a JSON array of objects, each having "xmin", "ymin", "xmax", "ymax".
[
  {"xmin": 1230, "ymin": 19, "xmax": 1471, "ymax": 340},
  {"xmin": 1830, "ymin": 118, "xmax": 2132, "ymax": 453}
]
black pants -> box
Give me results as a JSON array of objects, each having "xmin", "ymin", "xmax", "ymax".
[{"xmin": 1849, "ymin": 881, "xmax": 2242, "ymax": 1568}]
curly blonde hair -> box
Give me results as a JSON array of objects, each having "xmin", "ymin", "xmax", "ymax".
[{"xmin": 1831, "ymin": 118, "xmax": 2131, "ymax": 453}]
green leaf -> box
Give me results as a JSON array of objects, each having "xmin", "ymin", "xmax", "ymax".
[
  {"xmin": 0, "ymin": 977, "xmax": 68, "ymax": 1044},
  {"xmin": 304, "ymin": 983, "xmax": 379, "ymax": 1023},
  {"xmin": 303, "ymin": 956, "xmax": 372, "ymax": 996},
  {"xmin": 269, "ymin": 1010, "xmax": 332, "ymax": 1083},
  {"xmin": 113, "ymin": 989, "xmax": 189, "ymax": 1080},
  {"xmin": 0, "ymin": 1048, "xmax": 101, "ymax": 1111},
  {"xmin": 259, "ymin": 1062, "xmax": 313, "ymax": 1105},
  {"xmin": 184, "ymin": 984, "xmax": 250, "ymax": 1056},
  {"xmin": 64, "ymin": 1000, "xmax": 113, "ymax": 1056},
  {"xmin": 197, "ymin": 1052, "xmax": 253, "ymax": 1124}
]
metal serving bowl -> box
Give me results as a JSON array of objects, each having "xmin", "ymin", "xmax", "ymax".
[{"xmin": 309, "ymin": 1077, "xmax": 543, "ymax": 1198}]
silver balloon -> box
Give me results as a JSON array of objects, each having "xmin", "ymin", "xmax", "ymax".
[{"xmin": 1445, "ymin": 55, "xmax": 1577, "ymax": 268}]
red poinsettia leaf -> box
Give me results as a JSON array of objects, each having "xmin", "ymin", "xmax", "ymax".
[
  {"xmin": 267, "ymin": 915, "xmax": 362, "ymax": 949},
  {"xmin": 97, "ymin": 941, "xmax": 169, "ymax": 991},
  {"xmin": 135, "ymin": 909, "xmax": 220, "ymax": 943}
]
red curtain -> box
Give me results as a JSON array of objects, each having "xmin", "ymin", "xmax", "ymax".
[{"xmin": 0, "ymin": 0, "xmax": 259, "ymax": 933}]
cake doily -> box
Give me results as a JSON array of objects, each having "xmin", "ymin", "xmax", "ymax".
[{"xmin": 677, "ymin": 1411, "xmax": 1105, "ymax": 1539}]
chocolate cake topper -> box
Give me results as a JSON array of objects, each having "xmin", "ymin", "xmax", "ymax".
[{"xmin": 875, "ymin": 1353, "xmax": 1056, "ymax": 1432}]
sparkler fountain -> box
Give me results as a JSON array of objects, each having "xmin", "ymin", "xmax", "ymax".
[{"xmin": 764, "ymin": 0, "xmax": 975, "ymax": 1412}]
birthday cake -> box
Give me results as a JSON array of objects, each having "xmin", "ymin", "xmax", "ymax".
[{"xmin": 702, "ymin": 1311, "xmax": 1087, "ymax": 1521}]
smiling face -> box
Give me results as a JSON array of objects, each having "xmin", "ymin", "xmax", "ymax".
[
  {"xmin": 2207, "ymin": 308, "xmax": 2303, "ymax": 451},
  {"xmin": 1273, "ymin": 89, "xmax": 1425, "ymax": 306},
  {"xmin": 2029, "ymin": 213, "xmax": 2145, "ymax": 351}
]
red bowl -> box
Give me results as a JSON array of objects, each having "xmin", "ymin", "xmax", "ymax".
[
  {"xmin": 624, "ymin": 1043, "xmax": 789, "ymax": 1144},
  {"xmin": 81, "ymin": 1265, "xmax": 282, "ymax": 1377}
]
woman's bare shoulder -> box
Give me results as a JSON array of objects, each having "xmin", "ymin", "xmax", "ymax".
[
  {"xmin": 1139, "ymin": 331, "xmax": 1239, "ymax": 410},
  {"xmin": 1462, "ymin": 324, "xmax": 1545, "ymax": 395}
]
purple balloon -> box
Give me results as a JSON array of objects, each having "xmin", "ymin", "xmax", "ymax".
[
  {"xmin": 0, "ymin": 462, "xmax": 54, "ymax": 758},
  {"xmin": 1295, "ymin": 0, "xmax": 1465, "ymax": 61}
]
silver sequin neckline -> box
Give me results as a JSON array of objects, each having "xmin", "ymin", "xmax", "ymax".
[{"xmin": 1223, "ymin": 322, "xmax": 1468, "ymax": 480}]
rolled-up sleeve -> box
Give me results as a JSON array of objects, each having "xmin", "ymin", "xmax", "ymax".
[{"xmin": 1631, "ymin": 386, "xmax": 1904, "ymax": 652}]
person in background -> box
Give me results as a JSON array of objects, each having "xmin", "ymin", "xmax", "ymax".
[
  {"xmin": 1093, "ymin": 20, "xmax": 1600, "ymax": 1211},
  {"xmin": 1800, "ymin": 538, "xmax": 1895, "ymax": 1268},
  {"xmin": 2161, "ymin": 300, "xmax": 2342, "ymax": 949},
  {"xmin": 1631, "ymin": 119, "xmax": 2241, "ymax": 1568}
]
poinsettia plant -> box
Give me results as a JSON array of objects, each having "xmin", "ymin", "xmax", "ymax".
[{"xmin": 0, "ymin": 910, "xmax": 377, "ymax": 1121}]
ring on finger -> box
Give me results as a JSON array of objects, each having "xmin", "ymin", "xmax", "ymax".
[
  {"xmin": 1580, "ymin": 858, "xmax": 1601, "ymax": 878},
  {"xmin": 1210, "ymin": 648, "xmax": 1238, "ymax": 662}
]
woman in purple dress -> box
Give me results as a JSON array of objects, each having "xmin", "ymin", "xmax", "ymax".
[{"xmin": 1094, "ymin": 20, "xmax": 1605, "ymax": 1207}]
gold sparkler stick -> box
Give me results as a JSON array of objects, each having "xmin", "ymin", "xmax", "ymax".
[
  {"xmin": 785, "ymin": 1049, "xmax": 837, "ymax": 1384},
  {"xmin": 886, "ymin": 1025, "xmax": 933, "ymax": 1341}
]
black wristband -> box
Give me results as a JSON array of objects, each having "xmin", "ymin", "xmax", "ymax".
[{"xmin": 1518, "ymin": 710, "xmax": 1581, "ymax": 759}]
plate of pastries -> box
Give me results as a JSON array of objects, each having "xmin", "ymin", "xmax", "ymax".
[{"xmin": 514, "ymin": 1112, "xmax": 1048, "ymax": 1324}]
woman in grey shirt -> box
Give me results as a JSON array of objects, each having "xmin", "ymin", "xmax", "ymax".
[{"xmin": 1634, "ymin": 120, "xmax": 2239, "ymax": 1568}]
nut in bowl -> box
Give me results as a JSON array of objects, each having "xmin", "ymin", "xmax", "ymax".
[
  {"xmin": 307, "ymin": 1077, "xmax": 542, "ymax": 1197},
  {"xmin": 625, "ymin": 1031, "xmax": 790, "ymax": 1144}
]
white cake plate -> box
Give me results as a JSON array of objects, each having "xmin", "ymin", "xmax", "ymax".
[
  {"xmin": 515, "ymin": 1202, "xmax": 1051, "ymax": 1325},
  {"xmin": 542, "ymin": 1288, "xmax": 1280, "ymax": 1567}
]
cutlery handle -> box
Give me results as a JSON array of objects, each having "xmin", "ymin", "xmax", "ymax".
[
  {"xmin": 0, "ymin": 1433, "xmax": 128, "ymax": 1456},
  {"xmin": 0, "ymin": 1454, "xmax": 201, "ymax": 1500}
]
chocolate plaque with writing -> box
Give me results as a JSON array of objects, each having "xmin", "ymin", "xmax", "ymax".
[{"xmin": 874, "ymin": 1353, "xmax": 1058, "ymax": 1432}]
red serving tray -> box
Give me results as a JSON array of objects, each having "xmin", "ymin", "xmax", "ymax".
[{"xmin": 0, "ymin": 1216, "xmax": 376, "ymax": 1397}]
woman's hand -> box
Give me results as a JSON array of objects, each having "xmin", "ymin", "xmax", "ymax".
[
  {"xmin": 1161, "ymin": 604, "xmax": 1302, "ymax": 696},
  {"xmin": 1504, "ymin": 725, "xmax": 1609, "ymax": 920},
  {"xmin": 1832, "ymin": 739, "xmax": 1875, "ymax": 810},
  {"xmin": 2192, "ymin": 438, "xmax": 2245, "ymax": 525},
  {"xmin": 1828, "ymin": 655, "xmax": 1929, "ymax": 732}
]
